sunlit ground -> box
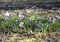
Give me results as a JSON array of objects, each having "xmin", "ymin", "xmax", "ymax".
[{"xmin": 0, "ymin": 32, "xmax": 60, "ymax": 42}]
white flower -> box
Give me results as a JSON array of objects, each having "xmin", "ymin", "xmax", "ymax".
[
  {"xmin": 19, "ymin": 22, "xmax": 25, "ymax": 27},
  {"xmin": 48, "ymin": 17, "xmax": 52, "ymax": 22},
  {"xmin": 48, "ymin": 17, "xmax": 56, "ymax": 23},
  {"xmin": 18, "ymin": 14, "xmax": 25, "ymax": 19},
  {"xmin": 51, "ymin": 17, "xmax": 56, "ymax": 23},
  {"xmin": 58, "ymin": 17, "xmax": 60, "ymax": 19},
  {"xmin": 4, "ymin": 11, "xmax": 10, "ymax": 17},
  {"xmin": 56, "ymin": 16, "xmax": 60, "ymax": 19}
]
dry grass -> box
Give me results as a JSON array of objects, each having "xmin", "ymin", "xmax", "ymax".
[{"xmin": 0, "ymin": 32, "xmax": 59, "ymax": 42}]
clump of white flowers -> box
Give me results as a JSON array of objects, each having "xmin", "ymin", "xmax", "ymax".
[
  {"xmin": 48, "ymin": 16, "xmax": 60, "ymax": 23},
  {"xmin": 48, "ymin": 17, "xmax": 57, "ymax": 23},
  {"xmin": 19, "ymin": 22, "xmax": 25, "ymax": 28}
]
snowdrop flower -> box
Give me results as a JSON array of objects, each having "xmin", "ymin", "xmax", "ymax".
[
  {"xmin": 4, "ymin": 11, "xmax": 10, "ymax": 17},
  {"xmin": 19, "ymin": 22, "xmax": 25, "ymax": 28},
  {"xmin": 56, "ymin": 16, "xmax": 60, "ymax": 19},
  {"xmin": 52, "ymin": 17, "xmax": 56, "ymax": 23},
  {"xmin": 48, "ymin": 17, "xmax": 52, "ymax": 22},
  {"xmin": 18, "ymin": 14, "xmax": 25, "ymax": 19},
  {"xmin": 48, "ymin": 17, "xmax": 56, "ymax": 23},
  {"xmin": 58, "ymin": 17, "xmax": 60, "ymax": 19}
]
